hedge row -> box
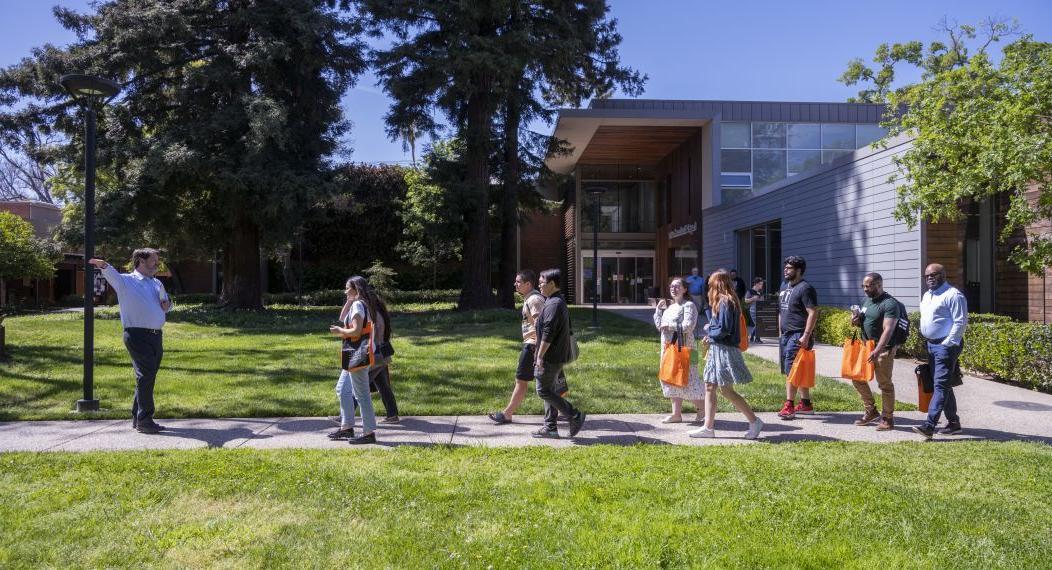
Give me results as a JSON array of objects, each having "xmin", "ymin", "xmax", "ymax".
[
  {"xmin": 815, "ymin": 306, "xmax": 1051, "ymax": 392},
  {"xmin": 171, "ymin": 289, "xmax": 461, "ymax": 307}
]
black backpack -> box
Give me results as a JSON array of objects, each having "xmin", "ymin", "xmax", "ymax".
[{"xmin": 890, "ymin": 299, "xmax": 910, "ymax": 347}]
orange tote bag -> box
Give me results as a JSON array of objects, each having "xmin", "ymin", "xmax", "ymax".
[
  {"xmin": 787, "ymin": 346, "xmax": 816, "ymax": 388},
  {"xmin": 841, "ymin": 336, "xmax": 862, "ymax": 379},
  {"xmin": 659, "ymin": 342, "xmax": 691, "ymax": 387}
]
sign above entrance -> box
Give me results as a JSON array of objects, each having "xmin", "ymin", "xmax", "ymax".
[{"xmin": 668, "ymin": 222, "xmax": 697, "ymax": 240}]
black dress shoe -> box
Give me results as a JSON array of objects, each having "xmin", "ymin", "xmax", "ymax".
[
  {"xmin": 349, "ymin": 432, "xmax": 376, "ymax": 445},
  {"xmin": 568, "ymin": 411, "xmax": 586, "ymax": 437},
  {"xmin": 327, "ymin": 427, "xmax": 355, "ymax": 440}
]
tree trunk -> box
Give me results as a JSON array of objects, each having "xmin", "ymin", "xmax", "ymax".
[
  {"xmin": 221, "ymin": 214, "xmax": 264, "ymax": 309},
  {"xmin": 497, "ymin": 96, "xmax": 522, "ymax": 309},
  {"xmin": 457, "ymin": 84, "xmax": 498, "ymax": 310}
]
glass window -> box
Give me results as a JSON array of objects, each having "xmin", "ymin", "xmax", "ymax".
[
  {"xmin": 581, "ymin": 182, "xmax": 654, "ymax": 233},
  {"xmin": 720, "ymin": 149, "xmax": 751, "ymax": 173},
  {"xmin": 753, "ymin": 150, "xmax": 786, "ymax": 189},
  {"xmin": 721, "ymin": 122, "xmax": 750, "ymax": 148},
  {"xmin": 856, "ymin": 124, "xmax": 888, "ymax": 147},
  {"xmin": 787, "ymin": 124, "xmax": 820, "ymax": 149},
  {"xmin": 788, "ymin": 150, "xmax": 821, "ymax": 176},
  {"xmin": 752, "ymin": 122, "xmax": 786, "ymax": 149},
  {"xmin": 720, "ymin": 173, "xmax": 751, "ymax": 187},
  {"xmin": 821, "ymin": 124, "xmax": 855, "ymax": 149},
  {"xmin": 822, "ymin": 149, "xmax": 853, "ymax": 164}
]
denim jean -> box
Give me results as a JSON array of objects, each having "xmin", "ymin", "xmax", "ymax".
[
  {"xmin": 336, "ymin": 368, "xmax": 376, "ymax": 433},
  {"xmin": 924, "ymin": 342, "xmax": 962, "ymax": 429}
]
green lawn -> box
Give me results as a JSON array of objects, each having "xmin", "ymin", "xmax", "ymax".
[
  {"xmin": 0, "ymin": 304, "xmax": 904, "ymax": 420},
  {"xmin": 0, "ymin": 442, "xmax": 1048, "ymax": 568}
]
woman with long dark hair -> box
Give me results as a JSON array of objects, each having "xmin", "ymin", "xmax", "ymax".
[
  {"xmin": 328, "ymin": 275, "xmax": 378, "ymax": 444},
  {"xmin": 688, "ymin": 269, "xmax": 764, "ymax": 440}
]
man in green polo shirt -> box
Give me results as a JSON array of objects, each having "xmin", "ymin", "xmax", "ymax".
[{"xmin": 849, "ymin": 272, "xmax": 901, "ymax": 431}]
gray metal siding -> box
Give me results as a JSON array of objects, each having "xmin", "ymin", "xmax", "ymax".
[
  {"xmin": 587, "ymin": 99, "xmax": 885, "ymax": 123},
  {"xmin": 702, "ymin": 139, "xmax": 923, "ymax": 310}
]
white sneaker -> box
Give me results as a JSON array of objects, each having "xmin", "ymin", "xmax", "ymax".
[
  {"xmin": 688, "ymin": 427, "xmax": 716, "ymax": 438},
  {"xmin": 745, "ymin": 418, "xmax": 764, "ymax": 440},
  {"xmin": 661, "ymin": 415, "xmax": 682, "ymax": 424}
]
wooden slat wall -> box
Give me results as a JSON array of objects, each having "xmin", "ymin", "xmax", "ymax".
[
  {"xmin": 924, "ymin": 219, "xmax": 965, "ymax": 291},
  {"xmin": 995, "ymin": 192, "xmax": 1031, "ymax": 321},
  {"xmin": 1023, "ymin": 183, "xmax": 1052, "ymax": 323}
]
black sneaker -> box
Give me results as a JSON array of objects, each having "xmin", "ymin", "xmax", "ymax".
[
  {"xmin": 911, "ymin": 425, "xmax": 935, "ymax": 440},
  {"xmin": 327, "ymin": 427, "xmax": 355, "ymax": 440},
  {"xmin": 531, "ymin": 426, "xmax": 560, "ymax": 439},
  {"xmin": 939, "ymin": 423, "xmax": 963, "ymax": 435},
  {"xmin": 349, "ymin": 432, "xmax": 376, "ymax": 445},
  {"xmin": 568, "ymin": 411, "xmax": 586, "ymax": 438},
  {"xmin": 135, "ymin": 423, "xmax": 163, "ymax": 435}
]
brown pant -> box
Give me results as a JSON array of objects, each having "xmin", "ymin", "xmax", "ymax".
[{"xmin": 852, "ymin": 346, "xmax": 896, "ymax": 418}]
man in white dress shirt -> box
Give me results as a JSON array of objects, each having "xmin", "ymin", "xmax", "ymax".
[
  {"xmin": 89, "ymin": 248, "xmax": 172, "ymax": 434},
  {"xmin": 913, "ymin": 263, "xmax": 968, "ymax": 439}
]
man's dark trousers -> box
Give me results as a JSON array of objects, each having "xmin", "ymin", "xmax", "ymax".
[
  {"xmin": 924, "ymin": 342, "xmax": 961, "ymax": 429},
  {"xmin": 123, "ymin": 328, "xmax": 163, "ymax": 426},
  {"xmin": 535, "ymin": 363, "xmax": 578, "ymax": 430}
]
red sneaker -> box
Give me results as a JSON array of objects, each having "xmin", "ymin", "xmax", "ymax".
[
  {"xmin": 794, "ymin": 401, "xmax": 815, "ymax": 415},
  {"xmin": 778, "ymin": 401, "xmax": 796, "ymax": 420}
]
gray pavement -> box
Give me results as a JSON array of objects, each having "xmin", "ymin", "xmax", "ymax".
[{"xmin": 1, "ymin": 306, "xmax": 1049, "ymax": 452}]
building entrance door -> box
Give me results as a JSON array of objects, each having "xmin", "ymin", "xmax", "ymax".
[{"xmin": 584, "ymin": 250, "xmax": 655, "ymax": 304}]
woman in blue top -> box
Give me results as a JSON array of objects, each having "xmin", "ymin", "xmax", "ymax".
[{"xmin": 688, "ymin": 270, "xmax": 764, "ymax": 440}]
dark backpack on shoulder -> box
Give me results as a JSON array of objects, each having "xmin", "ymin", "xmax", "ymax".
[{"xmin": 890, "ymin": 299, "xmax": 910, "ymax": 347}]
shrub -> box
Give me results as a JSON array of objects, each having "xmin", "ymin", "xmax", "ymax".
[
  {"xmin": 960, "ymin": 321, "xmax": 1052, "ymax": 392},
  {"xmin": 814, "ymin": 306, "xmax": 856, "ymax": 346}
]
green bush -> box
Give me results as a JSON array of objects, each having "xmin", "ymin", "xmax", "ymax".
[
  {"xmin": 814, "ymin": 306, "xmax": 856, "ymax": 346},
  {"xmin": 960, "ymin": 321, "xmax": 1052, "ymax": 392}
]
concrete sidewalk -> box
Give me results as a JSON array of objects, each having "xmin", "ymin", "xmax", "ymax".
[{"xmin": 2, "ymin": 408, "xmax": 1049, "ymax": 453}]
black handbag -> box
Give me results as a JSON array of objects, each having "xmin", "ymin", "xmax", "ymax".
[
  {"xmin": 340, "ymin": 318, "xmax": 374, "ymax": 371},
  {"xmin": 379, "ymin": 341, "xmax": 395, "ymax": 359}
]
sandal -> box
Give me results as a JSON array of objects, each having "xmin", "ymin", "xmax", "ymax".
[{"xmin": 488, "ymin": 411, "xmax": 512, "ymax": 425}]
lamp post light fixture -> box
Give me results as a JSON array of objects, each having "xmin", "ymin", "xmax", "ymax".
[
  {"xmin": 585, "ymin": 186, "xmax": 606, "ymax": 328},
  {"xmin": 60, "ymin": 74, "xmax": 120, "ymax": 413}
]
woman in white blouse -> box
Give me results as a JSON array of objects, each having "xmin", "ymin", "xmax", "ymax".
[{"xmin": 653, "ymin": 277, "xmax": 705, "ymax": 423}]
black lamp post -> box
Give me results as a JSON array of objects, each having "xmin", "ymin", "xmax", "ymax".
[
  {"xmin": 585, "ymin": 186, "xmax": 606, "ymax": 328},
  {"xmin": 60, "ymin": 74, "xmax": 120, "ymax": 413}
]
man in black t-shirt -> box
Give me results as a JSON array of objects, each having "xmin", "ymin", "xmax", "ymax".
[{"xmin": 777, "ymin": 256, "xmax": 819, "ymax": 420}]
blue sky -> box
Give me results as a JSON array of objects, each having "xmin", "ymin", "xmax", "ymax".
[{"xmin": 2, "ymin": 0, "xmax": 1050, "ymax": 165}]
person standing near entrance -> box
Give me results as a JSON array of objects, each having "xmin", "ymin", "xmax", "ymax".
[
  {"xmin": 89, "ymin": 249, "xmax": 171, "ymax": 434},
  {"xmin": 489, "ymin": 270, "xmax": 545, "ymax": 425},
  {"xmin": 913, "ymin": 263, "xmax": 968, "ymax": 439},
  {"xmin": 532, "ymin": 268, "xmax": 586, "ymax": 439},
  {"xmin": 776, "ymin": 256, "xmax": 819, "ymax": 420},
  {"xmin": 685, "ymin": 267, "xmax": 705, "ymax": 311},
  {"xmin": 850, "ymin": 273, "xmax": 901, "ymax": 431},
  {"xmin": 744, "ymin": 277, "xmax": 765, "ymax": 343}
]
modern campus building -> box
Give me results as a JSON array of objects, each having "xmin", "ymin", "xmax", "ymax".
[{"xmin": 521, "ymin": 98, "xmax": 1052, "ymax": 324}]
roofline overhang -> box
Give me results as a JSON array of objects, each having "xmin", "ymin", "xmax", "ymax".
[{"xmin": 544, "ymin": 108, "xmax": 713, "ymax": 176}]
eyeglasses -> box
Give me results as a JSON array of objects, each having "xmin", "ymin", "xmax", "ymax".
[{"xmin": 924, "ymin": 272, "xmax": 943, "ymax": 278}]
